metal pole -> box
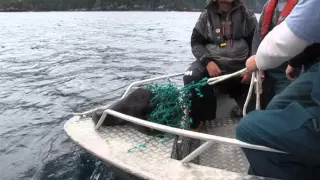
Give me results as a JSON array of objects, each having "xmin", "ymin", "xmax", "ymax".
[
  {"xmin": 181, "ymin": 141, "xmax": 214, "ymax": 164},
  {"xmin": 121, "ymin": 72, "xmax": 184, "ymax": 99},
  {"xmin": 73, "ymin": 73, "xmax": 184, "ymax": 116},
  {"xmin": 105, "ymin": 109, "xmax": 286, "ymax": 154}
]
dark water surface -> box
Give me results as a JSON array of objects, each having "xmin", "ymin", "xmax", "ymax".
[{"xmin": 0, "ymin": 11, "xmax": 198, "ymax": 180}]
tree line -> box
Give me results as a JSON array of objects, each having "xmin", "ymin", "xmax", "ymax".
[{"xmin": 0, "ymin": 0, "xmax": 267, "ymax": 12}]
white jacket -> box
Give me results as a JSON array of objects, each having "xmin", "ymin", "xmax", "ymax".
[
  {"xmin": 254, "ymin": 0, "xmax": 320, "ymax": 71},
  {"xmin": 255, "ymin": 21, "xmax": 309, "ymax": 71}
]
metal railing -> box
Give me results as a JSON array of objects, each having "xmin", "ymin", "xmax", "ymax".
[{"xmin": 72, "ymin": 70, "xmax": 286, "ymax": 164}]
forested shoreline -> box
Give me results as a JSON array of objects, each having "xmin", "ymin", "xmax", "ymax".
[{"xmin": 0, "ymin": 0, "xmax": 267, "ymax": 13}]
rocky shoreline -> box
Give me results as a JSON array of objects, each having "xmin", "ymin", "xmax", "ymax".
[{"xmin": 0, "ymin": 5, "xmax": 202, "ymax": 12}]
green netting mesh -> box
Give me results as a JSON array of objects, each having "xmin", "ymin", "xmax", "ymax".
[
  {"xmin": 127, "ymin": 77, "xmax": 208, "ymax": 152},
  {"xmin": 145, "ymin": 77, "xmax": 208, "ymax": 128}
]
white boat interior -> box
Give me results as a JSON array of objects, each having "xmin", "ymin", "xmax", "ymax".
[{"xmin": 64, "ymin": 72, "xmax": 282, "ymax": 180}]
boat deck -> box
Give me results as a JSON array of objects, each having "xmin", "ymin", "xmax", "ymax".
[
  {"xmin": 65, "ymin": 116, "xmax": 275, "ymax": 180},
  {"xmin": 63, "ymin": 72, "xmax": 281, "ymax": 179},
  {"xmin": 196, "ymin": 118, "xmax": 248, "ymax": 173},
  {"xmin": 172, "ymin": 92, "xmax": 250, "ymax": 174},
  {"xmin": 64, "ymin": 92, "xmax": 276, "ymax": 180}
]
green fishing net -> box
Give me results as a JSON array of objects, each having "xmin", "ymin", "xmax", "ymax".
[{"xmin": 128, "ymin": 77, "xmax": 208, "ymax": 152}]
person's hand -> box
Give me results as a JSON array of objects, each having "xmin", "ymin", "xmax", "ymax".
[
  {"xmin": 286, "ymin": 64, "xmax": 301, "ymax": 81},
  {"xmin": 240, "ymin": 72, "xmax": 251, "ymax": 84},
  {"xmin": 240, "ymin": 71, "xmax": 265, "ymax": 84},
  {"xmin": 245, "ymin": 55, "xmax": 258, "ymax": 73},
  {"xmin": 260, "ymin": 71, "xmax": 265, "ymax": 82},
  {"xmin": 206, "ymin": 61, "xmax": 221, "ymax": 77}
]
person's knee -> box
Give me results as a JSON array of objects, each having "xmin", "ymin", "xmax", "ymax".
[
  {"xmin": 265, "ymin": 94, "xmax": 282, "ymax": 110},
  {"xmin": 236, "ymin": 111, "xmax": 261, "ymax": 143},
  {"xmin": 236, "ymin": 114, "xmax": 253, "ymax": 142},
  {"xmin": 183, "ymin": 71, "xmax": 197, "ymax": 85},
  {"xmin": 306, "ymin": 61, "xmax": 319, "ymax": 72},
  {"xmin": 183, "ymin": 66, "xmax": 206, "ymax": 85}
]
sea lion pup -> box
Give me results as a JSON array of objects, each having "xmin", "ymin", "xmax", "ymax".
[{"xmin": 91, "ymin": 87, "xmax": 159, "ymax": 135}]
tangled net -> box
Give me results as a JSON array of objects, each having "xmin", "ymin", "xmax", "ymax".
[
  {"xmin": 127, "ymin": 77, "xmax": 208, "ymax": 152},
  {"xmin": 145, "ymin": 77, "xmax": 208, "ymax": 128}
]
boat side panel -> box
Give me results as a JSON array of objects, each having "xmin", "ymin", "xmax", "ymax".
[{"xmin": 64, "ymin": 117, "xmax": 276, "ymax": 180}]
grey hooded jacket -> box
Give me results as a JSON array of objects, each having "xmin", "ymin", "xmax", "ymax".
[{"xmin": 191, "ymin": 0, "xmax": 257, "ymax": 73}]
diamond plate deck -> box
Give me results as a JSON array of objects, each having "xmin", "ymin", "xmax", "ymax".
[
  {"xmin": 199, "ymin": 118, "xmax": 249, "ymax": 174},
  {"xmin": 64, "ymin": 88, "xmax": 277, "ymax": 179},
  {"xmin": 64, "ymin": 116, "xmax": 278, "ymax": 180},
  {"xmin": 171, "ymin": 118, "xmax": 249, "ymax": 174},
  {"xmin": 172, "ymin": 92, "xmax": 251, "ymax": 174}
]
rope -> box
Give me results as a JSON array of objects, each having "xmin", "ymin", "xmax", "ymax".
[
  {"xmin": 128, "ymin": 78, "xmax": 208, "ymax": 152},
  {"xmin": 242, "ymin": 71, "xmax": 263, "ymax": 116},
  {"xmin": 243, "ymin": 72, "xmax": 255, "ymax": 116},
  {"xmin": 207, "ymin": 68, "xmax": 247, "ymax": 85},
  {"xmin": 128, "ymin": 68, "xmax": 262, "ymax": 152},
  {"xmin": 207, "ymin": 68, "xmax": 262, "ymax": 116},
  {"xmin": 255, "ymin": 71, "xmax": 263, "ymax": 109}
]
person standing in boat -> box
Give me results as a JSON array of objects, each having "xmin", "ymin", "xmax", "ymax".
[
  {"xmin": 236, "ymin": 0, "xmax": 320, "ymax": 179},
  {"xmin": 183, "ymin": 0, "xmax": 257, "ymax": 131}
]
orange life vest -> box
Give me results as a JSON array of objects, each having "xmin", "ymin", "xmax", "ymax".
[{"xmin": 260, "ymin": 0, "xmax": 298, "ymax": 39}]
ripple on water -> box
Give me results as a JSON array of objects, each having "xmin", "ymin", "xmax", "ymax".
[{"xmin": 1, "ymin": 11, "xmax": 249, "ymax": 180}]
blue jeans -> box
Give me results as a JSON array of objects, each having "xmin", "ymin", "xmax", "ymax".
[{"xmin": 236, "ymin": 62, "xmax": 320, "ymax": 180}]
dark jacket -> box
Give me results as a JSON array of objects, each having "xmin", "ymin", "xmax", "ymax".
[
  {"xmin": 191, "ymin": 0, "xmax": 257, "ymax": 73},
  {"xmin": 288, "ymin": 44, "xmax": 320, "ymax": 69}
]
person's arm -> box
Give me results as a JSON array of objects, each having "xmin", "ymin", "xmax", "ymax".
[
  {"xmin": 288, "ymin": 43, "xmax": 320, "ymax": 68},
  {"xmin": 243, "ymin": 9, "xmax": 258, "ymax": 56},
  {"xmin": 191, "ymin": 28, "xmax": 211, "ymax": 66},
  {"xmin": 251, "ymin": 8, "xmax": 265, "ymax": 56},
  {"xmin": 191, "ymin": 11, "xmax": 212, "ymax": 67},
  {"xmin": 250, "ymin": 18, "xmax": 262, "ymax": 56},
  {"xmin": 255, "ymin": 22, "xmax": 309, "ymax": 71},
  {"xmin": 253, "ymin": 0, "xmax": 320, "ymax": 71}
]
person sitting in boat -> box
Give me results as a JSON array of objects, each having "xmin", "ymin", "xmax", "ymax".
[
  {"xmin": 250, "ymin": 0, "xmax": 298, "ymax": 109},
  {"xmin": 248, "ymin": 0, "xmax": 319, "ymax": 110},
  {"xmin": 236, "ymin": 0, "xmax": 320, "ymax": 179},
  {"xmin": 183, "ymin": 0, "xmax": 257, "ymax": 131}
]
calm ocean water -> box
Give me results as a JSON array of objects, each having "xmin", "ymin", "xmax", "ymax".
[
  {"xmin": 0, "ymin": 11, "xmax": 259, "ymax": 180},
  {"xmin": 0, "ymin": 11, "xmax": 198, "ymax": 180}
]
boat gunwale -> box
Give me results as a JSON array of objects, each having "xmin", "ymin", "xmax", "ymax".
[
  {"xmin": 64, "ymin": 116, "xmax": 153, "ymax": 180},
  {"xmin": 73, "ymin": 72, "xmax": 285, "ymax": 154},
  {"xmin": 98, "ymin": 109, "xmax": 285, "ymax": 154},
  {"xmin": 64, "ymin": 116, "xmax": 277, "ymax": 180},
  {"xmin": 65, "ymin": 72, "xmax": 285, "ymax": 179}
]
